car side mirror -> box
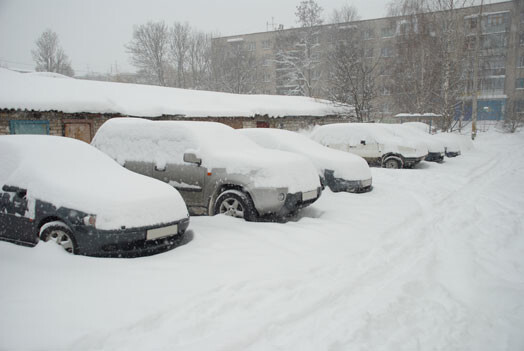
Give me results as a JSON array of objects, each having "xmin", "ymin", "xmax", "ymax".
[
  {"xmin": 183, "ymin": 153, "xmax": 202, "ymax": 166},
  {"xmin": 360, "ymin": 140, "xmax": 366, "ymax": 145},
  {"xmin": 2, "ymin": 185, "xmax": 27, "ymax": 198}
]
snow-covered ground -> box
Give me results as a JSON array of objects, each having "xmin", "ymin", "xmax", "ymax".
[{"xmin": 1, "ymin": 130, "xmax": 523, "ymax": 350}]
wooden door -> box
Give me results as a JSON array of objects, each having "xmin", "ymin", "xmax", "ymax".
[
  {"xmin": 256, "ymin": 121, "xmax": 270, "ymax": 128},
  {"xmin": 64, "ymin": 122, "xmax": 92, "ymax": 143}
]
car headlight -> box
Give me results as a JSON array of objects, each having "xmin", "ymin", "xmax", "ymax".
[
  {"xmin": 278, "ymin": 193, "xmax": 286, "ymax": 201},
  {"xmin": 83, "ymin": 215, "xmax": 97, "ymax": 227}
]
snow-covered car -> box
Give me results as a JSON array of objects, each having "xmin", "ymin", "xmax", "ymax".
[
  {"xmin": 238, "ymin": 128, "xmax": 373, "ymax": 193},
  {"xmin": 379, "ymin": 123, "xmax": 446, "ymax": 162},
  {"xmin": 92, "ymin": 118, "xmax": 322, "ymax": 221},
  {"xmin": 402, "ymin": 122, "xmax": 462, "ymax": 157},
  {"xmin": 0, "ymin": 135, "xmax": 190, "ymax": 257},
  {"xmin": 310, "ymin": 123, "xmax": 428, "ymax": 169}
]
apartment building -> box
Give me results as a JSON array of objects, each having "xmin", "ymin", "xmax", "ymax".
[{"xmin": 214, "ymin": 0, "xmax": 523, "ymax": 122}]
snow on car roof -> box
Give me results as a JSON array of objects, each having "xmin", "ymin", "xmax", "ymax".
[
  {"xmin": 0, "ymin": 135, "xmax": 188, "ymax": 230},
  {"xmin": 311, "ymin": 123, "xmax": 400, "ymax": 145},
  {"xmin": 0, "ymin": 68, "xmax": 351, "ymax": 118},
  {"xmin": 92, "ymin": 118, "xmax": 321, "ymax": 193},
  {"xmin": 92, "ymin": 118, "xmax": 262, "ymax": 165},
  {"xmin": 239, "ymin": 128, "xmax": 371, "ymax": 181}
]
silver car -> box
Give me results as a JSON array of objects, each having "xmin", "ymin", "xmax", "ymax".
[{"xmin": 92, "ymin": 118, "xmax": 322, "ymax": 221}]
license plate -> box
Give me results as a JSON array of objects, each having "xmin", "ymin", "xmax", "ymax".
[
  {"xmin": 147, "ymin": 224, "xmax": 178, "ymax": 240},
  {"xmin": 302, "ymin": 190, "xmax": 317, "ymax": 201}
]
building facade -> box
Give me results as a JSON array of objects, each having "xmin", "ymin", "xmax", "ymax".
[{"xmin": 214, "ymin": 0, "xmax": 523, "ymax": 123}]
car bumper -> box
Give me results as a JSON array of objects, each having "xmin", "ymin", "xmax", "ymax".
[
  {"xmin": 445, "ymin": 150, "xmax": 461, "ymax": 157},
  {"xmin": 403, "ymin": 156, "xmax": 426, "ymax": 168},
  {"xmin": 74, "ymin": 217, "xmax": 190, "ymax": 258},
  {"xmin": 425, "ymin": 152, "xmax": 445, "ymax": 162},
  {"xmin": 275, "ymin": 187, "xmax": 323, "ymax": 217},
  {"xmin": 324, "ymin": 171, "xmax": 373, "ymax": 193}
]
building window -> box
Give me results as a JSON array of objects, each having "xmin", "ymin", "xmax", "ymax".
[
  {"xmin": 381, "ymin": 46, "xmax": 394, "ymax": 57},
  {"xmin": 365, "ymin": 47, "xmax": 374, "ymax": 58},
  {"xmin": 263, "ymin": 72, "xmax": 271, "ymax": 82},
  {"xmin": 480, "ymin": 77, "xmax": 505, "ymax": 93},
  {"xmin": 482, "ymin": 56, "xmax": 505, "ymax": 75},
  {"xmin": 519, "ymin": 57, "xmax": 524, "ymax": 68},
  {"xmin": 246, "ymin": 42, "xmax": 256, "ymax": 51},
  {"xmin": 363, "ymin": 29, "xmax": 374, "ymax": 40},
  {"xmin": 312, "ymin": 69, "xmax": 321, "ymax": 81},
  {"xmin": 262, "ymin": 40, "xmax": 271, "ymax": 49},
  {"xmin": 468, "ymin": 17, "xmax": 477, "ymax": 30},
  {"xmin": 381, "ymin": 26, "xmax": 395, "ymax": 38},
  {"xmin": 482, "ymin": 33, "xmax": 507, "ymax": 49},
  {"xmin": 516, "ymin": 78, "xmax": 524, "ymax": 89},
  {"xmin": 486, "ymin": 13, "xmax": 505, "ymax": 27},
  {"xmin": 9, "ymin": 120, "xmax": 49, "ymax": 135},
  {"xmin": 382, "ymin": 85, "xmax": 391, "ymax": 96}
]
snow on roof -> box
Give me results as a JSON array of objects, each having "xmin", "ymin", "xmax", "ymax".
[
  {"xmin": 395, "ymin": 113, "xmax": 441, "ymax": 118},
  {"xmin": 0, "ymin": 68, "xmax": 350, "ymax": 118}
]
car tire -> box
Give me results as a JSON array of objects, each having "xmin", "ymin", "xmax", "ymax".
[
  {"xmin": 383, "ymin": 157, "xmax": 401, "ymax": 169},
  {"xmin": 40, "ymin": 222, "xmax": 77, "ymax": 254},
  {"xmin": 214, "ymin": 190, "xmax": 257, "ymax": 221}
]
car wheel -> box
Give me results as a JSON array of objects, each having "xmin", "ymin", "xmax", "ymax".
[
  {"xmin": 384, "ymin": 158, "xmax": 401, "ymax": 169},
  {"xmin": 40, "ymin": 222, "xmax": 76, "ymax": 254},
  {"xmin": 214, "ymin": 190, "xmax": 257, "ymax": 221}
]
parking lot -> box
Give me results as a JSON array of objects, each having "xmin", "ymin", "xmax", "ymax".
[{"xmin": 1, "ymin": 130, "xmax": 523, "ymax": 350}]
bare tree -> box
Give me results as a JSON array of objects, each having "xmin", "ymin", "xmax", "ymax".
[
  {"xmin": 170, "ymin": 22, "xmax": 191, "ymax": 88},
  {"xmin": 126, "ymin": 21, "xmax": 170, "ymax": 86},
  {"xmin": 388, "ymin": 0, "xmax": 473, "ymax": 130},
  {"xmin": 209, "ymin": 40, "xmax": 261, "ymax": 94},
  {"xmin": 329, "ymin": 3, "xmax": 360, "ymax": 24},
  {"xmin": 188, "ymin": 30, "xmax": 212, "ymax": 89},
  {"xmin": 274, "ymin": 0, "xmax": 324, "ymax": 96},
  {"xmin": 31, "ymin": 29, "xmax": 74, "ymax": 76},
  {"xmin": 326, "ymin": 21, "xmax": 382, "ymax": 121}
]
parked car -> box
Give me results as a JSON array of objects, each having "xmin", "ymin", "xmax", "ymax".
[
  {"xmin": 379, "ymin": 123, "xmax": 446, "ymax": 162},
  {"xmin": 238, "ymin": 128, "xmax": 373, "ymax": 193},
  {"xmin": 310, "ymin": 123, "xmax": 428, "ymax": 169},
  {"xmin": 0, "ymin": 135, "xmax": 190, "ymax": 257},
  {"xmin": 92, "ymin": 118, "xmax": 322, "ymax": 221},
  {"xmin": 402, "ymin": 122, "xmax": 461, "ymax": 157}
]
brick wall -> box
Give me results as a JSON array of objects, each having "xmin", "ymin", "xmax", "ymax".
[{"xmin": 0, "ymin": 110, "xmax": 349, "ymax": 141}]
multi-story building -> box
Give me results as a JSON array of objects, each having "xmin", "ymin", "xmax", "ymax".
[{"xmin": 214, "ymin": 0, "xmax": 523, "ymax": 122}]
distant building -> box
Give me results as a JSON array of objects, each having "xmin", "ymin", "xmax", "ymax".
[{"xmin": 213, "ymin": 0, "xmax": 523, "ymax": 122}]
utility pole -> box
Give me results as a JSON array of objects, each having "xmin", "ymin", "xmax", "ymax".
[{"xmin": 471, "ymin": 0, "xmax": 484, "ymax": 140}]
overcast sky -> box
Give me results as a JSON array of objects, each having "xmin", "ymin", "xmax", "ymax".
[{"xmin": 0, "ymin": 0, "xmax": 502, "ymax": 75}]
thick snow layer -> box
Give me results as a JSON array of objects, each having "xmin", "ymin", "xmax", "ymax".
[
  {"xmin": 380, "ymin": 123, "xmax": 446, "ymax": 153},
  {"xmin": 0, "ymin": 135, "xmax": 188, "ymax": 230},
  {"xmin": 0, "ymin": 68, "xmax": 350, "ymax": 118},
  {"xmin": 310, "ymin": 123, "xmax": 428, "ymax": 158},
  {"xmin": 92, "ymin": 118, "xmax": 320, "ymax": 193},
  {"xmin": 239, "ymin": 128, "xmax": 371, "ymax": 181},
  {"xmin": 1, "ymin": 130, "xmax": 523, "ymax": 351},
  {"xmin": 402, "ymin": 123, "xmax": 462, "ymax": 154},
  {"xmin": 402, "ymin": 121, "xmax": 432, "ymax": 133}
]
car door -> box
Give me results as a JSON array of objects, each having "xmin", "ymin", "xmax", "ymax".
[
  {"xmin": 354, "ymin": 134, "xmax": 380, "ymax": 158},
  {"xmin": 0, "ymin": 186, "xmax": 36, "ymax": 245},
  {"xmin": 152, "ymin": 162, "xmax": 207, "ymax": 209}
]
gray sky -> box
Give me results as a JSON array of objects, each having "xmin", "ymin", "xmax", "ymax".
[{"xmin": 0, "ymin": 0, "xmax": 501, "ymax": 75}]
